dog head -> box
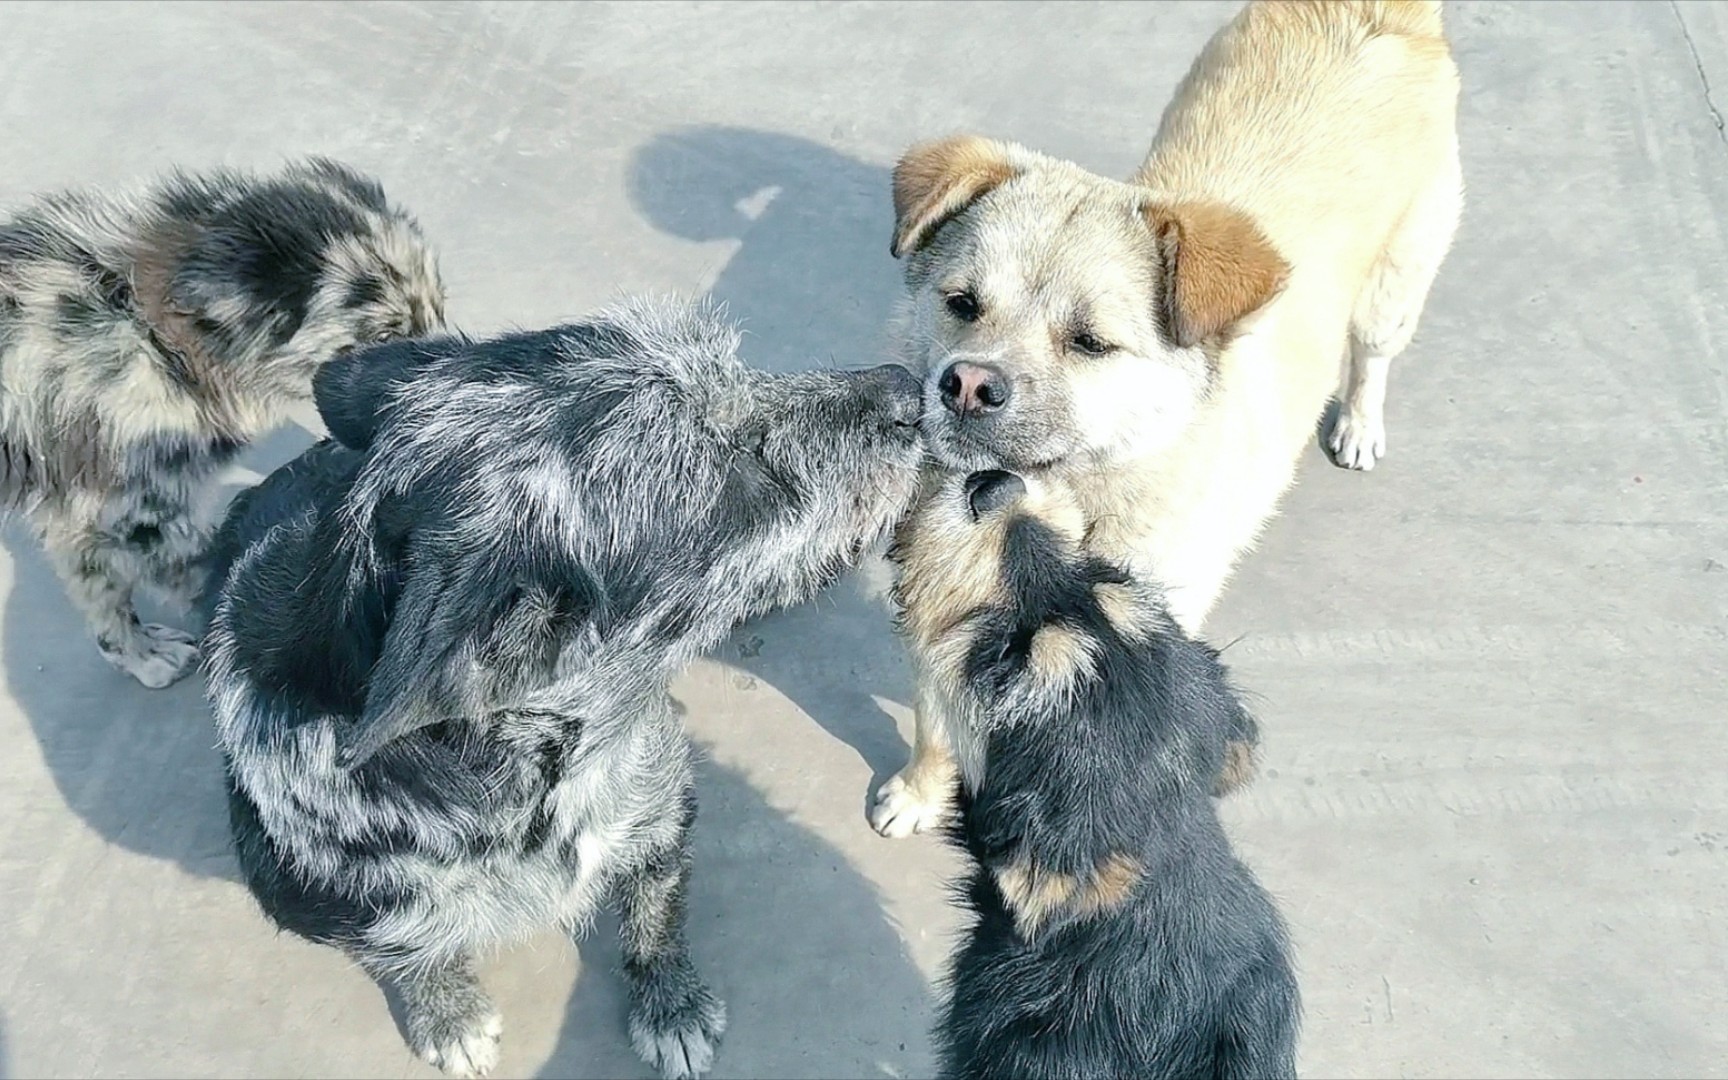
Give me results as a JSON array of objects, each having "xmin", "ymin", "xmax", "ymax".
[
  {"xmin": 297, "ymin": 298, "xmax": 924, "ymax": 766},
  {"xmin": 888, "ymin": 135, "xmax": 1288, "ymax": 473},
  {"xmin": 894, "ymin": 466, "xmax": 1135, "ymax": 711},
  {"xmin": 896, "ymin": 465, "xmax": 1250, "ymax": 795},
  {"xmin": 159, "ymin": 157, "xmax": 445, "ymax": 392}
]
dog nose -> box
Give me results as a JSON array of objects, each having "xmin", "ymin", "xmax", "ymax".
[
  {"xmin": 939, "ymin": 361, "xmax": 1011, "ymax": 417},
  {"xmin": 855, "ymin": 363, "xmax": 923, "ymax": 426},
  {"xmin": 964, "ymin": 469, "xmax": 1026, "ymax": 519}
]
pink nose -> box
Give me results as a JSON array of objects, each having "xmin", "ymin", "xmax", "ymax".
[{"xmin": 938, "ymin": 361, "xmax": 1012, "ymax": 417}]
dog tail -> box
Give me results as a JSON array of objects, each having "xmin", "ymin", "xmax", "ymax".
[{"xmin": 1367, "ymin": 0, "xmax": 1446, "ymax": 40}]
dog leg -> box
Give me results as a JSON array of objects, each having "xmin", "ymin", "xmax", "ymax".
[
  {"xmin": 615, "ymin": 787, "xmax": 726, "ymax": 1080},
  {"xmin": 370, "ymin": 952, "xmax": 503, "ymax": 1079},
  {"xmin": 40, "ymin": 507, "xmax": 200, "ymax": 688},
  {"xmin": 1329, "ymin": 141, "xmax": 1463, "ymax": 472},
  {"xmin": 870, "ymin": 683, "xmax": 959, "ymax": 838},
  {"xmin": 1213, "ymin": 963, "xmax": 1301, "ymax": 1080}
]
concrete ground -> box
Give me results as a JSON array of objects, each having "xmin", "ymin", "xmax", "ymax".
[{"xmin": 1, "ymin": 1, "xmax": 1724, "ymax": 1077}]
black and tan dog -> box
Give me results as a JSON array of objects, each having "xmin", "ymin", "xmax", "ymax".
[
  {"xmin": 0, "ymin": 157, "xmax": 443, "ymax": 686},
  {"xmin": 892, "ymin": 467, "xmax": 1300, "ymax": 1080}
]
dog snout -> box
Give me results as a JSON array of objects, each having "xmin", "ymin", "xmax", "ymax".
[
  {"xmin": 854, "ymin": 363, "xmax": 923, "ymax": 427},
  {"xmin": 965, "ymin": 469, "xmax": 1026, "ymax": 519},
  {"xmin": 939, "ymin": 361, "xmax": 1011, "ymax": 418}
]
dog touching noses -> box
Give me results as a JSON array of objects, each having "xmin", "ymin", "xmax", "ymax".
[
  {"xmin": 939, "ymin": 361, "xmax": 1011, "ymax": 417},
  {"xmin": 964, "ymin": 469, "xmax": 1025, "ymax": 518},
  {"xmin": 854, "ymin": 363, "xmax": 924, "ymax": 427}
]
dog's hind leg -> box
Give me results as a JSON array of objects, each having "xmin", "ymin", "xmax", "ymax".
[
  {"xmin": 1212, "ymin": 963, "xmax": 1300, "ymax": 1080},
  {"xmin": 613, "ymin": 784, "xmax": 726, "ymax": 1080},
  {"xmin": 38, "ymin": 499, "xmax": 200, "ymax": 688},
  {"xmin": 363, "ymin": 951, "xmax": 502, "ymax": 1079},
  {"xmin": 870, "ymin": 681, "xmax": 960, "ymax": 839},
  {"xmin": 1329, "ymin": 139, "xmax": 1463, "ymax": 472}
]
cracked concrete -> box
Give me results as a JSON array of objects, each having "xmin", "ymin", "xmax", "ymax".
[{"xmin": 1, "ymin": 2, "xmax": 1725, "ymax": 1078}]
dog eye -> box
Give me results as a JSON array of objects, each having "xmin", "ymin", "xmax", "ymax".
[
  {"xmin": 738, "ymin": 430, "xmax": 768, "ymax": 457},
  {"xmin": 1070, "ymin": 332, "xmax": 1113, "ymax": 357},
  {"xmin": 944, "ymin": 290, "xmax": 982, "ymax": 323}
]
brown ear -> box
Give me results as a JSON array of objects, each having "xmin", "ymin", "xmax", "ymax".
[
  {"xmin": 1141, "ymin": 201, "xmax": 1289, "ymax": 348},
  {"xmin": 891, "ymin": 135, "xmax": 1020, "ymax": 258}
]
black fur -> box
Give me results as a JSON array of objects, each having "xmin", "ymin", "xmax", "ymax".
[
  {"xmin": 935, "ymin": 485, "xmax": 1300, "ymax": 1080},
  {"xmin": 204, "ymin": 298, "xmax": 925, "ymax": 1078}
]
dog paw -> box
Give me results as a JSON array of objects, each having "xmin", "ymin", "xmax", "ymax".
[
  {"xmin": 410, "ymin": 1005, "xmax": 503, "ymax": 1078},
  {"xmin": 629, "ymin": 983, "xmax": 726, "ymax": 1079},
  {"xmin": 869, "ymin": 771, "xmax": 950, "ymax": 838},
  {"xmin": 1327, "ymin": 408, "xmax": 1386, "ymax": 471},
  {"xmin": 102, "ymin": 624, "xmax": 200, "ymax": 689}
]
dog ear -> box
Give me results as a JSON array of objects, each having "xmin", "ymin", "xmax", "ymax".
[
  {"xmin": 891, "ymin": 135, "xmax": 1022, "ymax": 258},
  {"xmin": 314, "ymin": 335, "xmax": 469, "ymax": 451},
  {"xmin": 1140, "ymin": 200, "xmax": 1289, "ymax": 349},
  {"xmin": 335, "ymin": 549, "xmax": 597, "ymax": 770}
]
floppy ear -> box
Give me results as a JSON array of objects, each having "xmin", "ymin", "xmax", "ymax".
[
  {"xmin": 314, "ymin": 334, "xmax": 469, "ymax": 451},
  {"xmin": 1140, "ymin": 200, "xmax": 1290, "ymax": 349},
  {"xmin": 334, "ymin": 548, "xmax": 596, "ymax": 770},
  {"xmin": 891, "ymin": 135, "xmax": 1022, "ymax": 258}
]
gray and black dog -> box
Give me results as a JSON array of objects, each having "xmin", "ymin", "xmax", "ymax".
[
  {"xmin": 202, "ymin": 298, "xmax": 925, "ymax": 1078},
  {"xmin": 892, "ymin": 467, "xmax": 1299, "ymax": 1080},
  {"xmin": 0, "ymin": 157, "xmax": 443, "ymax": 687}
]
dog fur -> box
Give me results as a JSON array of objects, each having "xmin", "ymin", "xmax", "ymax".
[
  {"xmin": 873, "ymin": 0, "xmax": 1461, "ymax": 836},
  {"xmin": 0, "ymin": 157, "xmax": 444, "ymax": 687},
  {"xmin": 894, "ymin": 468, "xmax": 1299, "ymax": 1080},
  {"xmin": 202, "ymin": 298, "xmax": 926, "ymax": 1078}
]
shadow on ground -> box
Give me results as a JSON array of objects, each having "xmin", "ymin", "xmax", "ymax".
[
  {"xmin": 627, "ymin": 125, "xmax": 919, "ymax": 806},
  {"xmin": 2, "ymin": 424, "xmax": 317, "ymax": 882},
  {"xmin": 534, "ymin": 754, "xmax": 930, "ymax": 1080}
]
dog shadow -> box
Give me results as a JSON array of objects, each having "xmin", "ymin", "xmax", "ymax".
[
  {"xmin": 0, "ymin": 424, "xmax": 318, "ymax": 883},
  {"xmin": 627, "ymin": 126, "xmax": 903, "ymax": 377},
  {"xmin": 627, "ymin": 126, "xmax": 918, "ymax": 800},
  {"xmin": 532, "ymin": 753, "xmax": 931, "ymax": 1080}
]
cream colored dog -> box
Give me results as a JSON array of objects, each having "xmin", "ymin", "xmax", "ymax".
[{"xmin": 872, "ymin": 0, "xmax": 1462, "ymax": 837}]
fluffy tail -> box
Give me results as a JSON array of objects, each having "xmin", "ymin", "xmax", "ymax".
[{"xmin": 1367, "ymin": 0, "xmax": 1445, "ymax": 39}]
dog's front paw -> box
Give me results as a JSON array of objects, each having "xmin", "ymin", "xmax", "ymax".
[
  {"xmin": 102, "ymin": 624, "xmax": 200, "ymax": 689},
  {"xmin": 1327, "ymin": 407, "xmax": 1386, "ymax": 471},
  {"xmin": 408, "ymin": 1001, "xmax": 503, "ymax": 1078},
  {"xmin": 869, "ymin": 771, "xmax": 951, "ymax": 838},
  {"xmin": 629, "ymin": 980, "xmax": 726, "ymax": 1079}
]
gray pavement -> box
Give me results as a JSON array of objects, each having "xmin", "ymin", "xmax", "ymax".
[{"xmin": 1, "ymin": 2, "xmax": 1724, "ymax": 1078}]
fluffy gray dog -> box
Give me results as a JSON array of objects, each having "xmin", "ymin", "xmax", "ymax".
[
  {"xmin": 0, "ymin": 157, "xmax": 443, "ymax": 686},
  {"xmin": 203, "ymin": 299, "xmax": 925, "ymax": 1078}
]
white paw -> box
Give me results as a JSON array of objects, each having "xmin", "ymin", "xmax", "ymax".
[
  {"xmin": 1327, "ymin": 408, "xmax": 1386, "ymax": 471},
  {"xmin": 106, "ymin": 624, "xmax": 201, "ymax": 689},
  {"xmin": 869, "ymin": 771, "xmax": 951, "ymax": 839},
  {"xmin": 630, "ymin": 999, "xmax": 726, "ymax": 1079},
  {"xmin": 414, "ymin": 1009, "xmax": 503, "ymax": 1079}
]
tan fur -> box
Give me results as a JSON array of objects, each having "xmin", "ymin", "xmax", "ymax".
[
  {"xmin": 995, "ymin": 853, "xmax": 1144, "ymax": 937},
  {"xmin": 890, "ymin": 135, "xmax": 1022, "ymax": 258},
  {"xmin": 1143, "ymin": 200, "xmax": 1289, "ymax": 349},
  {"xmin": 874, "ymin": 0, "xmax": 1460, "ymax": 836},
  {"xmin": 1027, "ymin": 622, "xmax": 1097, "ymax": 687},
  {"xmin": 1213, "ymin": 733, "xmax": 1260, "ymax": 797}
]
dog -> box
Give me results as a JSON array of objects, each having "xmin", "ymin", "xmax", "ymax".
[
  {"xmin": 202, "ymin": 298, "xmax": 926, "ymax": 1079},
  {"xmin": 872, "ymin": 0, "xmax": 1462, "ymax": 836},
  {"xmin": 893, "ymin": 467, "xmax": 1299, "ymax": 1080},
  {"xmin": 0, "ymin": 157, "xmax": 444, "ymax": 687}
]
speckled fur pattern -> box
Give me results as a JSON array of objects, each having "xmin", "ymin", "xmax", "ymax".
[
  {"xmin": 202, "ymin": 298, "xmax": 925, "ymax": 1078},
  {"xmin": 0, "ymin": 157, "xmax": 444, "ymax": 687},
  {"xmin": 898, "ymin": 469, "xmax": 1299, "ymax": 1080}
]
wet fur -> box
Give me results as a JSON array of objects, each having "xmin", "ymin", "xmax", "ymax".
[
  {"xmin": 899, "ymin": 471, "xmax": 1300, "ymax": 1080},
  {"xmin": 203, "ymin": 298, "xmax": 925, "ymax": 1078},
  {"xmin": 0, "ymin": 157, "xmax": 443, "ymax": 687}
]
